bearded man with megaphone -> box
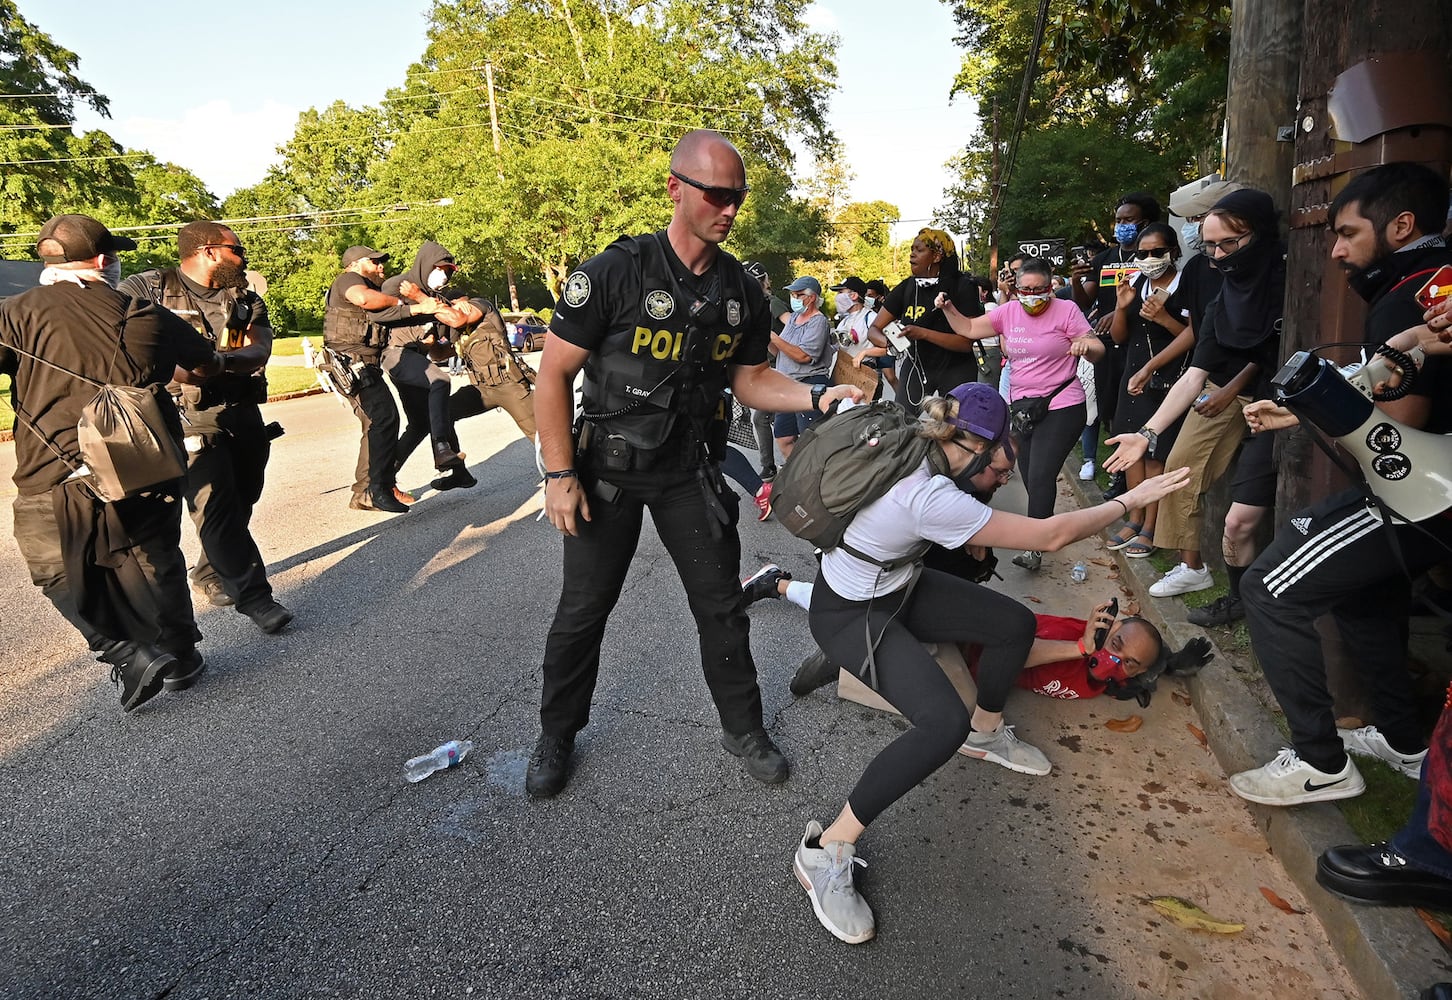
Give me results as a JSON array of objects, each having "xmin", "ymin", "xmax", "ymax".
[{"xmin": 1227, "ymin": 162, "xmax": 1452, "ymax": 809}]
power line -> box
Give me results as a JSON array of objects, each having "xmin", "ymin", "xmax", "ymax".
[{"xmin": 0, "ymin": 150, "xmax": 149, "ymax": 167}]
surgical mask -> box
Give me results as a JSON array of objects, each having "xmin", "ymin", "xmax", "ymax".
[
  {"xmin": 865, "ymin": 295, "xmax": 880, "ymax": 310},
  {"xmin": 1019, "ymin": 292, "xmax": 1052, "ymax": 315},
  {"xmin": 790, "ymin": 296, "xmax": 805, "ymax": 313},
  {"xmin": 1181, "ymin": 221, "xmax": 1203, "ymax": 252},
  {"xmin": 834, "ymin": 292, "xmax": 853, "ymax": 315},
  {"xmin": 427, "ymin": 267, "xmax": 450, "ymax": 290},
  {"xmin": 1114, "ymin": 221, "xmax": 1140, "ymax": 245},
  {"xmin": 101, "ymin": 256, "xmax": 122, "ymax": 289},
  {"xmin": 1135, "ymin": 256, "xmax": 1173, "ymax": 280}
]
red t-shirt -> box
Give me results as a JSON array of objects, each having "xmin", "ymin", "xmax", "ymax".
[{"xmin": 966, "ymin": 614, "xmax": 1109, "ymax": 700}]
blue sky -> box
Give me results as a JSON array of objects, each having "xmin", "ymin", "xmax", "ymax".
[{"xmin": 34, "ymin": 0, "xmax": 978, "ymax": 240}]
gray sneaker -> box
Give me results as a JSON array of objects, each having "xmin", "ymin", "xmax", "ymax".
[
  {"xmin": 958, "ymin": 723, "xmax": 1051, "ymax": 775},
  {"xmin": 793, "ymin": 820, "xmax": 875, "ymax": 944}
]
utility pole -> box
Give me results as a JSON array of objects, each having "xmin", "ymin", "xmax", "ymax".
[
  {"xmin": 989, "ymin": 97, "xmax": 1001, "ymax": 275},
  {"xmin": 485, "ymin": 59, "xmax": 520, "ymax": 311}
]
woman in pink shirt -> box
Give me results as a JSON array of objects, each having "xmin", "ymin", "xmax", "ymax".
[{"xmin": 940, "ymin": 257, "xmax": 1103, "ymax": 572}]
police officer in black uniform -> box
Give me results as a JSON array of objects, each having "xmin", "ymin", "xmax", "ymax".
[
  {"xmin": 526, "ymin": 129, "xmax": 862, "ymax": 798},
  {"xmin": 4, "ymin": 215, "xmax": 224, "ymax": 710},
  {"xmin": 323, "ymin": 245, "xmax": 446, "ymax": 512},
  {"xmin": 121, "ymin": 221, "xmax": 292, "ymax": 634}
]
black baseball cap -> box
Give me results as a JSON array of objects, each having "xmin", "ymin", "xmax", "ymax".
[
  {"xmin": 830, "ymin": 276, "xmax": 867, "ymax": 296},
  {"xmin": 35, "ymin": 214, "xmax": 137, "ymax": 263},
  {"xmin": 743, "ymin": 260, "xmax": 769, "ymax": 283},
  {"xmin": 342, "ymin": 245, "xmax": 389, "ymax": 267}
]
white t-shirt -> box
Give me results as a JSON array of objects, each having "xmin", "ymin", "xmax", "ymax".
[{"xmin": 820, "ymin": 459, "xmax": 994, "ymax": 600}]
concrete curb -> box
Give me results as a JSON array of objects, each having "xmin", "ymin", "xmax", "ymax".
[{"xmin": 1063, "ymin": 461, "xmax": 1451, "ymax": 999}]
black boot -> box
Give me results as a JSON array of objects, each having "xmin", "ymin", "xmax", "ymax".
[
  {"xmin": 162, "ymin": 648, "xmax": 206, "ymax": 692},
  {"xmin": 526, "ymin": 732, "xmax": 574, "ymax": 798},
  {"xmin": 99, "ymin": 642, "xmax": 175, "ymax": 712}
]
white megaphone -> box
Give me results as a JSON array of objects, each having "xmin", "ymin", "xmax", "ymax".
[{"xmin": 1272, "ymin": 348, "xmax": 1452, "ymax": 521}]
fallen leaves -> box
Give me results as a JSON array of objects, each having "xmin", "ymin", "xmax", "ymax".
[
  {"xmin": 1149, "ymin": 895, "xmax": 1245, "ymax": 934},
  {"xmin": 1416, "ymin": 909, "xmax": 1452, "ymax": 951},
  {"xmin": 1187, "ymin": 723, "xmax": 1207, "ymax": 748},
  {"xmin": 1260, "ymin": 887, "xmax": 1305, "ymax": 914},
  {"xmin": 1023, "ymin": 594, "xmax": 1042, "ymax": 604},
  {"xmin": 1105, "ymin": 715, "xmax": 1143, "ymax": 732},
  {"xmin": 1172, "ymin": 690, "xmax": 1192, "ymax": 707}
]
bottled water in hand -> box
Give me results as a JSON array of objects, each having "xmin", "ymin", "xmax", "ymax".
[{"xmin": 404, "ymin": 739, "xmax": 474, "ymax": 783}]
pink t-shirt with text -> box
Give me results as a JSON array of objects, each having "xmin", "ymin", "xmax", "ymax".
[{"xmin": 989, "ymin": 298, "xmax": 1091, "ymax": 409}]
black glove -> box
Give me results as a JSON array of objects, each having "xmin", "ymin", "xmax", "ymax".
[
  {"xmin": 1164, "ymin": 636, "xmax": 1214, "ymax": 677},
  {"xmin": 967, "ymin": 549, "xmax": 1000, "ymax": 584},
  {"xmin": 1103, "ymin": 676, "xmax": 1154, "ymax": 708}
]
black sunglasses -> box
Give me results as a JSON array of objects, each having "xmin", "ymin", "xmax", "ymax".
[
  {"xmin": 203, "ymin": 243, "xmax": 246, "ymax": 256},
  {"xmin": 670, "ymin": 170, "xmax": 749, "ymax": 209},
  {"xmin": 1131, "ymin": 247, "xmax": 1172, "ymax": 259}
]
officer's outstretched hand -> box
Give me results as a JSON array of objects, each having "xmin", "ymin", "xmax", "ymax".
[
  {"xmin": 546, "ymin": 476, "xmax": 590, "ymax": 536},
  {"xmin": 820, "ymin": 384, "xmax": 863, "ymax": 412}
]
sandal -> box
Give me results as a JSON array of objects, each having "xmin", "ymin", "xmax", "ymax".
[
  {"xmin": 1106, "ymin": 521, "xmax": 1144, "ymax": 551},
  {"xmin": 1122, "ymin": 534, "xmax": 1156, "ymax": 558}
]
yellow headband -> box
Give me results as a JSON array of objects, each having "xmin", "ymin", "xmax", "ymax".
[{"xmin": 917, "ymin": 228, "xmax": 956, "ymax": 258}]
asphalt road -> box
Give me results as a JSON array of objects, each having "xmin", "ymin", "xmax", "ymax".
[{"xmin": 0, "ymin": 388, "xmax": 1356, "ymax": 999}]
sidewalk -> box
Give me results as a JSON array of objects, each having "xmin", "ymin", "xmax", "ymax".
[{"xmin": 1064, "ymin": 461, "xmax": 1447, "ymax": 999}]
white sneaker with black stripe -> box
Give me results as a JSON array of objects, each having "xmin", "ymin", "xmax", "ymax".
[
  {"xmin": 1338, "ymin": 725, "xmax": 1427, "ymax": 779},
  {"xmin": 1229, "ymin": 747, "xmax": 1365, "ymax": 805}
]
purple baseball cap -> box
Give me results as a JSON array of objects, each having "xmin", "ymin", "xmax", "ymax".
[{"xmin": 947, "ymin": 382, "xmax": 1014, "ymax": 460}]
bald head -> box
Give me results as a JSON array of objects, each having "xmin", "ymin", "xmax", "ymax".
[{"xmin": 670, "ymin": 129, "xmax": 744, "ymax": 177}]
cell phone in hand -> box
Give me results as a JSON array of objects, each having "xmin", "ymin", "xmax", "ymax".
[
  {"xmin": 882, "ymin": 320, "xmax": 910, "ymax": 353},
  {"xmin": 1415, "ymin": 264, "xmax": 1452, "ymax": 310},
  {"xmin": 1071, "ymin": 246, "xmax": 1091, "ymax": 267},
  {"xmin": 1093, "ymin": 597, "xmax": 1119, "ymax": 650}
]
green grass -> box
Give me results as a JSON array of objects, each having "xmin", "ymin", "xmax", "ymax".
[{"xmin": 264, "ymin": 365, "xmax": 322, "ymax": 396}]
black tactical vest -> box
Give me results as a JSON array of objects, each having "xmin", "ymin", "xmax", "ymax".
[
  {"xmin": 323, "ymin": 282, "xmax": 382, "ymax": 363},
  {"xmin": 580, "ymin": 234, "xmax": 752, "ymax": 453},
  {"xmin": 148, "ymin": 268, "xmax": 266, "ymax": 408}
]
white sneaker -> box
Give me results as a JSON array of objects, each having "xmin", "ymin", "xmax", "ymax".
[
  {"xmin": 793, "ymin": 821, "xmax": 875, "ymax": 944},
  {"xmin": 1229, "ymin": 747, "xmax": 1365, "ymax": 805},
  {"xmin": 1338, "ymin": 725, "xmax": 1427, "ymax": 779},
  {"xmin": 1079, "ymin": 459, "xmax": 1095, "ymax": 481},
  {"xmin": 1148, "ymin": 562, "xmax": 1213, "ymax": 598},
  {"xmin": 957, "ymin": 723, "xmax": 1052, "ymax": 775}
]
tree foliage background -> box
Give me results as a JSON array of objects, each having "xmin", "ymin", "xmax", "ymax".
[{"xmin": 938, "ymin": 0, "xmax": 1231, "ymax": 271}]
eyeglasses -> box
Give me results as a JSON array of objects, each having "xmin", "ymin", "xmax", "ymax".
[
  {"xmin": 203, "ymin": 243, "xmax": 246, "ymax": 256},
  {"xmin": 1131, "ymin": 247, "xmax": 1172, "ymax": 260},
  {"xmin": 1015, "ymin": 285, "xmax": 1051, "ymax": 296},
  {"xmin": 988, "ymin": 463, "xmax": 1015, "ymax": 482},
  {"xmin": 670, "ymin": 169, "xmax": 749, "ymax": 209},
  {"xmin": 1200, "ymin": 231, "xmax": 1252, "ymax": 256}
]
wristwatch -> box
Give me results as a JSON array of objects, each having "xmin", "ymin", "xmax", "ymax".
[
  {"xmin": 811, "ymin": 382, "xmax": 828, "ymax": 411},
  {"xmin": 1136, "ymin": 426, "xmax": 1159, "ymax": 452}
]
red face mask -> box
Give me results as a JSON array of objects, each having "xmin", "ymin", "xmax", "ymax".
[{"xmin": 1086, "ymin": 649, "xmax": 1132, "ymax": 685}]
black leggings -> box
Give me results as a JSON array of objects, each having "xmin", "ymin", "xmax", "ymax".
[
  {"xmin": 808, "ymin": 569, "xmax": 1036, "ymax": 826},
  {"xmin": 1014, "ymin": 400, "xmax": 1086, "ymax": 520}
]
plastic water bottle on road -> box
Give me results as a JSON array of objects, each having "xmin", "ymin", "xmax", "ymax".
[
  {"xmin": 404, "ymin": 739, "xmax": 474, "ymax": 782},
  {"xmin": 1071, "ymin": 561, "xmax": 1088, "ymax": 583}
]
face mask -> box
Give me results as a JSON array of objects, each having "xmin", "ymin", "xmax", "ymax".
[
  {"xmin": 1086, "ymin": 649, "xmax": 1131, "ymax": 685},
  {"xmin": 865, "ymin": 295, "xmax": 879, "ymax": 310},
  {"xmin": 790, "ymin": 296, "xmax": 805, "ymax": 313},
  {"xmin": 1181, "ymin": 221, "xmax": 1203, "ymax": 252},
  {"xmin": 1135, "ymin": 256, "xmax": 1174, "ymax": 280},
  {"xmin": 1114, "ymin": 221, "xmax": 1140, "ymax": 246},
  {"xmin": 101, "ymin": 257, "xmax": 122, "ymax": 289},
  {"xmin": 1019, "ymin": 292, "xmax": 1052, "ymax": 315},
  {"xmin": 834, "ymin": 292, "xmax": 853, "ymax": 315},
  {"xmin": 427, "ymin": 267, "xmax": 450, "ymax": 290}
]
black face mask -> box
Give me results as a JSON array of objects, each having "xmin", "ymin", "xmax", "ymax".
[{"xmin": 1343, "ymin": 249, "xmax": 1399, "ymax": 302}]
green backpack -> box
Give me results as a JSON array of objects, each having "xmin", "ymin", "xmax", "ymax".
[{"xmin": 772, "ymin": 400, "xmax": 950, "ymax": 570}]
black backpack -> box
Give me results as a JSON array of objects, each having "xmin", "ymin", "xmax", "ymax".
[{"xmin": 773, "ymin": 400, "xmax": 949, "ymax": 569}]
